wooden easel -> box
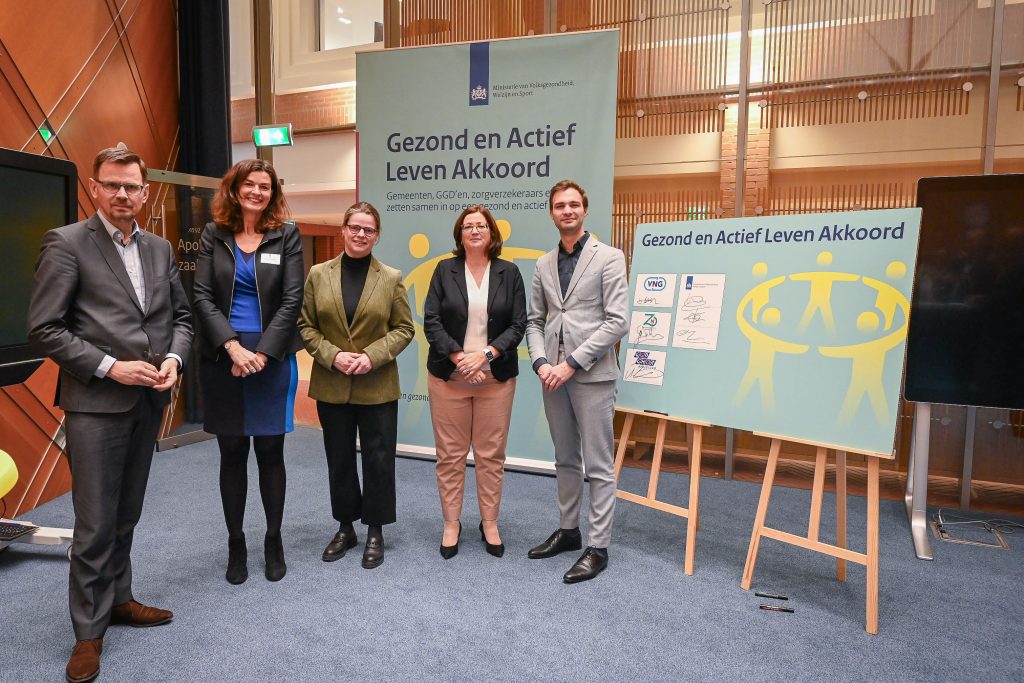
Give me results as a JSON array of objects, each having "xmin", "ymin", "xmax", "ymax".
[
  {"xmin": 740, "ymin": 434, "xmax": 881, "ymax": 634},
  {"xmin": 613, "ymin": 407, "xmax": 710, "ymax": 575}
]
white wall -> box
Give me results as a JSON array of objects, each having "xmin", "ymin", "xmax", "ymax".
[{"xmin": 233, "ymin": 133, "xmax": 357, "ymax": 223}]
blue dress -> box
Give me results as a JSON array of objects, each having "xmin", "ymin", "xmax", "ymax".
[{"xmin": 200, "ymin": 244, "xmax": 298, "ymax": 436}]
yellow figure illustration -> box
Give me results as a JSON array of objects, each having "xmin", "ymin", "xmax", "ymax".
[
  {"xmin": 748, "ymin": 262, "xmax": 776, "ymax": 323},
  {"xmin": 818, "ymin": 311, "xmax": 906, "ymax": 426},
  {"xmin": 734, "ymin": 289, "xmax": 810, "ymax": 415},
  {"xmin": 494, "ymin": 219, "xmax": 545, "ymax": 361},
  {"xmin": 790, "ymin": 251, "xmax": 858, "ymax": 333},
  {"xmin": 403, "ymin": 233, "xmax": 454, "ymax": 420},
  {"xmin": 862, "ymin": 261, "xmax": 909, "ymax": 330}
]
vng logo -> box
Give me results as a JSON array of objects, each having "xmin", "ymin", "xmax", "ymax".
[{"xmin": 643, "ymin": 276, "xmax": 667, "ymax": 291}]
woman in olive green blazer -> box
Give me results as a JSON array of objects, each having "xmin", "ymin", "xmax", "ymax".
[{"xmin": 298, "ymin": 202, "xmax": 414, "ymax": 569}]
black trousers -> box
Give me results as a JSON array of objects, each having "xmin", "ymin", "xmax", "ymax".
[
  {"xmin": 316, "ymin": 400, "xmax": 398, "ymax": 526},
  {"xmin": 63, "ymin": 397, "xmax": 163, "ymax": 640}
]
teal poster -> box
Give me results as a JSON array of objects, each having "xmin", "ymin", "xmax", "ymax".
[
  {"xmin": 357, "ymin": 31, "xmax": 620, "ymax": 466},
  {"xmin": 618, "ymin": 209, "xmax": 923, "ymax": 456}
]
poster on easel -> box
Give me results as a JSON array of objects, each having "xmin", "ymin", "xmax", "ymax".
[{"xmin": 617, "ymin": 208, "xmax": 923, "ymax": 457}]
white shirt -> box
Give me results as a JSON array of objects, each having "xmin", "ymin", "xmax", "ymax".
[{"xmin": 462, "ymin": 263, "xmax": 490, "ymax": 371}]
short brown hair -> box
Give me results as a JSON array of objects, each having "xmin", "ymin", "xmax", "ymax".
[
  {"xmin": 211, "ymin": 159, "xmax": 290, "ymax": 232},
  {"xmin": 92, "ymin": 147, "xmax": 147, "ymax": 181},
  {"xmin": 452, "ymin": 204, "xmax": 502, "ymax": 260},
  {"xmin": 548, "ymin": 179, "xmax": 588, "ymax": 210},
  {"xmin": 343, "ymin": 201, "xmax": 382, "ymax": 233}
]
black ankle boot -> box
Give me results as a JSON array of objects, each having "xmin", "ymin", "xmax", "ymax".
[
  {"xmin": 264, "ymin": 533, "xmax": 286, "ymax": 582},
  {"xmin": 226, "ymin": 535, "xmax": 247, "ymax": 585}
]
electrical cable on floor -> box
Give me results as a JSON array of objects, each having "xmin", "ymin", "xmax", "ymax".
[{"xmin": 935, "ymin": 509, "xmax": 1024, "ymax": 534}]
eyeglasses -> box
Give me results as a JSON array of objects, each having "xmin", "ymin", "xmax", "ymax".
[
  {"xmin": 345, "ymin": 224, "xmax": 379, "ymax": 237},
  {"xmin": 94, "ymin": 179, "xmax": 147, "ymax": 197},
  {"xmin": 461, "ymin": 224, "xmax": 489, "ymax": 233}
]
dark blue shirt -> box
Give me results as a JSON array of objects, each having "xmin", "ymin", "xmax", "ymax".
[
  {"xmin": 557, "ymin": 232, "xmax": 589, "ymax": 298},
  {"xmin": 533, "ymin": 232, "xmax": 589, "ymax": 372}
]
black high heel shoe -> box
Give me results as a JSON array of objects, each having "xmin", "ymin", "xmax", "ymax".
[
  {"xmin": 479, "ymin": 521, "xmax": 505, "ymax": 558},
  {"xmin": 440, "ymin": 521, "xmax": 462, "ymax": 559}
]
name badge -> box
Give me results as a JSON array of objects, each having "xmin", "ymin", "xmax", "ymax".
[{"xmin": 260, "ymin": 253, "xmax": 281, "ymax": 265}]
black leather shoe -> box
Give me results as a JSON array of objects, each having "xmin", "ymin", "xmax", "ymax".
[
  {"xmin": 226, "ymin": 535, "xmax": 247, "ymax": 585},
  {"xmin": 264, "ymin": 533, "xmax": 286, "ymax": 582},
  {"xmin": 528, "ymin": 528, "xmax": 582, "ymax": 559},
  {"xmin": 440, "ymin": 521, "xmax": 462, "ymax": 560},
  {"xmin": 322, "ymin": 529, "xmax": 358, "ymax": 562},
  {"xmin": 563, "ymin": 547, "xmax": 609, "ymax": 584},
  {"xmin": 479, "ymin": 521, "xmax": 505, "ymax": 558},
  {"xmin": 362, "ymin": 536, "xmax": 384, "ymax": 569}
]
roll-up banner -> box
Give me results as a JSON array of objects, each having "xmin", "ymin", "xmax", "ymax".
[{"xmin": 357, "ymin": 30, "xmax": 620, "ymax": 468}]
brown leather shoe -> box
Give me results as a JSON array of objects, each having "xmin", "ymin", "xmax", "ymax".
[
  {"xmin": 66, "ymin": 639, "xmax": 102, "ymax": 683},
  {"xmin": 110, "ymin": 599, "xmax": 173, "ymax": 627}
]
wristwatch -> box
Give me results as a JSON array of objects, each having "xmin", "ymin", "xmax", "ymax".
[{"xmin": 484, "ymin": 349, "xmax": 496, "ymax": 363}]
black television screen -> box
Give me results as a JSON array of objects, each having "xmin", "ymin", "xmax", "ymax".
[
  {"xmin": 904, "ymin": 174, "xmax": 1024, "ymax": 409},
  {"xmin": 0, "ymin": 148, "xmax": 77, "ymax": 386}
]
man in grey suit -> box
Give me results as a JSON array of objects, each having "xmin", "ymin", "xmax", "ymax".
[
  {"xmin": 28, "ymin": 147, "xmax": 193, "ymax": 683},
  {"xmin": 525, "ymin": 179, "xmax": 628, "ymax": 583}
]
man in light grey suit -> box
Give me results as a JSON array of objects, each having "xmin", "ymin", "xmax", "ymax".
[
  {"xmin": 28, "ymin": 147, "xmax": 193, "ymax": 683},
  {"xmin": 525, "ymin": 179, "xmax": 628, "ymax": 583}
]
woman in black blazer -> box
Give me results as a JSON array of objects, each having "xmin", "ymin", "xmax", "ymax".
[
  {"xmin": 423, "ymin": 204, "xmax": 526, "ymax": 559},
  {"xmin": 193, "ymin": 159, "xmax": 304, "ymax": 584}
]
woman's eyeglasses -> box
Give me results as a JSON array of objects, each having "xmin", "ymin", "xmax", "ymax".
[{"xmin": 345, "ymin": 225, "xmax": 379, "ymax": 237}]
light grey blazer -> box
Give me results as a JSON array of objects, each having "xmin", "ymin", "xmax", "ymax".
[{"xmin": 525, "ymin": 236, "xmax": 629, "ymax": 383}]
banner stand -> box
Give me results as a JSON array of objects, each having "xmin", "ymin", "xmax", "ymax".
[
  {"xmin": 740, "ymin": 435, "xmax": 881, "ymax": 634},
  {"xmin": 613, "ymin": 407, "xmax": 710, "ymax": 576}
]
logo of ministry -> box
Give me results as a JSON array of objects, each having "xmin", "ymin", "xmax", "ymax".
[
  {"xmin": 471, "ymin": 85, "xmax": 487, "ymax": 102},
  {"xmin": 732, "ymin": 252, "xmax": 910, "ymax": 427}
]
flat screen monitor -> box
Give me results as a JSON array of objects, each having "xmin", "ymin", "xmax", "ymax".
[
  {"xmin": 904, "ymin": 174, "xmax": 1024, "ymax": 409},
  {"xmin": 0, "ymin": 148, "xmax": 78, "ymax": 386}
]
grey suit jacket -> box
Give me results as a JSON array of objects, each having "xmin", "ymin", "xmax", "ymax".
[
  {"xmin": 28, "ymin": 214, "xmax": 194, "ymax": 413},
  {"xmin": 525, "ymin": 236, "xmax": 629, "ymax": 383}
]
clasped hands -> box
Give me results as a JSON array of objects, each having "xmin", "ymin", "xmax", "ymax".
[
  {"xmin": 536, "ymin": 361, "xmax": 575, "ymax": 392},
  {"xmin": 449, "ymin": 350, "xmax": 487, "ymax": 385},
  {"xmin": 333, "ymin": 351, "xmax": 373, "ymax": 375},
  {"xmin": 108, "ymin": 357, "xmax": 179, "ymax": 391},
  {"xmin": 225, "ymin": 341, "xmax": 268, "ymax": 378}
]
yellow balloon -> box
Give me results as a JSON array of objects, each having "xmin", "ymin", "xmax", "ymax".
[{"xmin": 0, "ymin": 450, "xmax": 18, "ymax": 500}]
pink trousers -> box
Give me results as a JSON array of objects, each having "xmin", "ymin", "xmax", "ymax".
[{"xmin": 427, "ymin": 372, "xmax": 516, "ymax": 521}]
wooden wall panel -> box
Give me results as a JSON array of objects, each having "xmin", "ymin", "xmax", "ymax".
[
  {"xmin": 759, "ymin": 0, "xmax": 987, "ymax": 128},
  {"xmin": 399, "ymin": 0, "xmax": 545, "ymax": 46},
  {"xmin": 0, "ymin": 0, "xmax": 179, "ymax": 516},
  {"xmin": 0, "ymin": 2, "xmax": 115, "ymax": 113},
  {"xmin": 562, "ymin": 0, "xmax": 730, "ymax": 138}
]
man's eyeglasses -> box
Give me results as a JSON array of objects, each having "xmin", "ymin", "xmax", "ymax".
[
  {"xmin": 461, "ymin": 224, "xmax": 489, "ymax": 233},
  {"xmin": 345, "ymin": 225, "xmax": 379, "ymax": 237},
  {"xmin": 94, "ymin": 180, "xmax": 147, "ymax": 197}
]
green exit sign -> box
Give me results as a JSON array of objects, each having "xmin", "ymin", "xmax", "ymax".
[{"xmin": 252, "ymin": 124, "xmax": 293, "ymax": 148}]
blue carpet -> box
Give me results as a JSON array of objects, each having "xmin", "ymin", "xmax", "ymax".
[{"xmin": 1, "ymin": 426, "xmax": 1022, "ymax": 682}]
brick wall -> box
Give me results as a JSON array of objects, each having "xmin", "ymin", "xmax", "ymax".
[
  {"xmin": 231, "ymin": 85, "xmax": 356, "ymax": 143},
  {"xmin": 720, "ymin": 102, "xmax": 771, "ymax": 218}
]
